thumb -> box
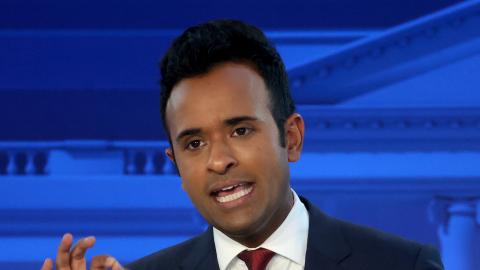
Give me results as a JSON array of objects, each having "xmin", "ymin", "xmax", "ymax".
[{"xmin": 40, "ymin": 258, "xmax": 53, "ymax": 270}]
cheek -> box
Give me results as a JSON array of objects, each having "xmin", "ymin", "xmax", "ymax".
[
  {"xmin": 175, "ymin": 158, "xmax": 203, "ymax": 193},
  {"xmin": 238, "ymin": 138, "xmax": 287, "ymax": 176},
  {"xmin": 175, "ymin": 150, "xmax": 202, "ymax": 176},
  {"xmin": 251, "ymin": 138, "xmax": 290, "ymax": 187}
]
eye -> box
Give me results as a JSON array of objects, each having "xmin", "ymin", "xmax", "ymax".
[
  {"xmin": 232, "ymin": 127, "xmax": 252, "ymax": 137},
  {"xmin": 186, "ymin": 139, "xmax": 205, "ymax": 150}
]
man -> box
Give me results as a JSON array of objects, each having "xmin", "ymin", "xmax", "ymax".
[{"xmin": 42, "ymin": 20, "xmax": 444, "ymax": 270}]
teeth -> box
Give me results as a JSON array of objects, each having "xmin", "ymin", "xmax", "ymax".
[
  {"xmin": 221, "ymin": 185, "xmax": 235, "ymax": 191},
  {"xmin": 220, "ymin": 183, "xmax": 242, "ymax": 192},
  {"xmin": 216, "ymin": 185, "xmax": 252, "ymax": 203}
]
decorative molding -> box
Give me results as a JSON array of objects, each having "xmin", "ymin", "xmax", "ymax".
[
  {"xmin": 0, "ymin": 208, "xmax": 206, "ymax": 237},
  {"xmin": 0, "ymin": 176, "xmax": 192, "ymax": 208},
  {"xmin": 0, "ymin": 141, "xmax": 175, "ymax": 175},
  {"xmin": 293, "ymin": 177, "xmax": 480, "ymax": 196},
  {"xmin": 0, "ymin": 29, "xmax": 371, "ymax": 44},
  {"xmin": 298, "ymin": 106, "xmax": 480, "ymax": 152},
  {"xmin": 267, "ymin": 30, "xmax": 374, "ymax": 44},
  {"xmin": 0, "ymin": 29, "xmax": 364, "ymax": 91},
  {"xmin": 289, "ymin": 0, "xmax": 480, "ymax": 104},
  {"xmin": 1, "ymin": 175, "xmax": 479, "ymax": 236},
  {"xmin": 0, "ymin": 107, "xmax": 478, "ymax": 164}
]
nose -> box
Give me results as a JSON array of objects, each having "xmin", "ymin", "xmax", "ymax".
[{"xmin": 206, "ymin": 140, "xmax": 237, "ymax": 175}]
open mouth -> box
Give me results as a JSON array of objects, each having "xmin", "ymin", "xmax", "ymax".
[{"xmin": 212, "ymin": 182, "xmax": 254, "ymax": 204}]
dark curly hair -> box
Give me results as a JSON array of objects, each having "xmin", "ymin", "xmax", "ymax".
[{"xmin": 160, "ymin": 19, "xmax": 295, "ymax": 147}]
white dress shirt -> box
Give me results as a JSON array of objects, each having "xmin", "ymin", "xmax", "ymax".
[{"xmin": 213, "ymin": 189, "xmax": 309, "ymax": 270}]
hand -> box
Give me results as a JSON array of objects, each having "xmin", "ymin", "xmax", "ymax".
[{"xmin": 41, "ymin": 233, "xmax": 124, "ymax": 270}]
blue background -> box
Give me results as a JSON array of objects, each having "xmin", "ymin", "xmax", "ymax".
[{"xmin": 1, "ymin": 0, "xmax": 480, "ymax": 269}]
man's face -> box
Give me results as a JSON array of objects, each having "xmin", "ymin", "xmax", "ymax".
[{"xmin": 165, "ymin": 62, "xmax": 303, "ymax": 246}]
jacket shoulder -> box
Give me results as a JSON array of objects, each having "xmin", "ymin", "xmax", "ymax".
[
  {"xmin": 302, "ymin": 197, "xmax": 443, "ymax": 269},
  {"xmin": 334, "ymin": 217, "xmax": 443, "ymax": 269},
  {"xmin": 337, "ymin": 217, "xmax": 421, "ymax": 252}
]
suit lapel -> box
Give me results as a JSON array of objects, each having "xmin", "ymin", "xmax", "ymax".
[
  {"xmin": 302, "ymin": 197, "xmax": 352, "ymax": 270},
  {"xmin": 179, "ymin": 227, "xmax": 220, "ymax": 270},
  {"xmin": 178, "ymin": 198, "xmax": 351, "ymax": 270}
]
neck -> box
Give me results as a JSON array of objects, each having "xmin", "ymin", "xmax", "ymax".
[{"xmin": 232, "ymin": 190, "xmax": 294, "ymax": 248}]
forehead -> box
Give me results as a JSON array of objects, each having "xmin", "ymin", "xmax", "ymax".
[{"xmin": 165, "ymin": 63, "xmax": 271, "ymax": 134}]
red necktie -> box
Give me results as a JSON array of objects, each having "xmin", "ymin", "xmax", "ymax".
[{"xmin": 237, "ymin": 248, "xmax": 275, "ymax": 270}]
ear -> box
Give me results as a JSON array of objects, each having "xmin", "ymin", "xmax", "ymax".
[
  {"xmin": 165, "ymin": 148, "xmax": 185, "ymax": 190},
  {"xmin": 165, "ymin": 147, "xmax": 175, "ymax": 163},
  {"xmin": 284, "ymin": 113, "xmax": 305, "ymax": 162}
]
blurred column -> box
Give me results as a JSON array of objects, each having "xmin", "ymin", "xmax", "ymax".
[
  {"xmin": 14, "ymin": 152, "xmax": 28, "ymax": 175},
  {"xmin": 152, "ymin": 151, "xmax": 165, "ymax": 174},
  {"xmin": 32, "ymin": 152, "xmax": 48, "ymax": 175},
  {"xmin": 0, "ymin": 151, "xmax": 9, "ymax": 175},
  {"xmin": 133, "ymin": 151, "xmax": 147, "ymax": 174},
  {"xmin": 430, "ymin": 197, "xmax": 480, "ymax": 270},
  {"xmin": 124, "ymin": 149, "xmax": 174, "ymax": 175},
  {"xmin": 144, "ymin": 151, "xmax": 154, "ymax": 174}
]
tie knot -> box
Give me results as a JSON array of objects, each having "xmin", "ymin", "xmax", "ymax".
[{"xmin": 237, "ymin": 248, "xmax": 275, "ymax": 270}]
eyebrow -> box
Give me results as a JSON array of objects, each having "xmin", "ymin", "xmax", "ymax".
[
  {"xmin": 224, "ymin": 115, "xmax": 259, "ymax": 126},
  {"xmin": 176, "ymin": 128, "xmax": 202, "ymax": 143},
  {"xmin": 175, "ymin": 116, "xmax": 259, "ymax": 143}
]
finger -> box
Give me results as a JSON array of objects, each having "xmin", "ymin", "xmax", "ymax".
[
  {"xmin": 56, "ymin": 233, "xmax": 74, "ymax": 270},
  {"xmin": 90, "ymin": 255, "xmax": 109, "ymax": 270},
  {"xmin": 40, "ymin": 258, "xmax": 53, "ymax": 270},
  {"xmin": 70, "ymin": 236, "xmax": 96, "ymax": 270},
  {"xmin": 90, "ymin": 255, "xmax": 124, "ymax": 270},
  {"xmin": 107, "ymin": 256, "xmax": 124, "ymax": 270}
]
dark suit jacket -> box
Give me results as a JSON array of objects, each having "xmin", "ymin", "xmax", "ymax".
[{"xmin": 127, "ymin": 198, "xmax": 444, "ymax": 270}]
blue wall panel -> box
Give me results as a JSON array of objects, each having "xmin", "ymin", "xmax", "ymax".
[{"xmin": 1, "ymin": 1, "xmax": 480, "ymax": 269}]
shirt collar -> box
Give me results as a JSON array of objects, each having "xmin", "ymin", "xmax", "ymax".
[{"xmin": 213, "ymin": 189, "xmax": 310, "ymax": 270}]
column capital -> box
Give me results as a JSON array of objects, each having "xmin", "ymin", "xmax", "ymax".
[{"xmin": 429, "ymin": 196, "xmax": 480, "ymax": 233}]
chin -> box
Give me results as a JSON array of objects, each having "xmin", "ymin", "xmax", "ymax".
[{"xmin": 217, "ymin": 217, "xmax": 265, "ymax": 237}]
